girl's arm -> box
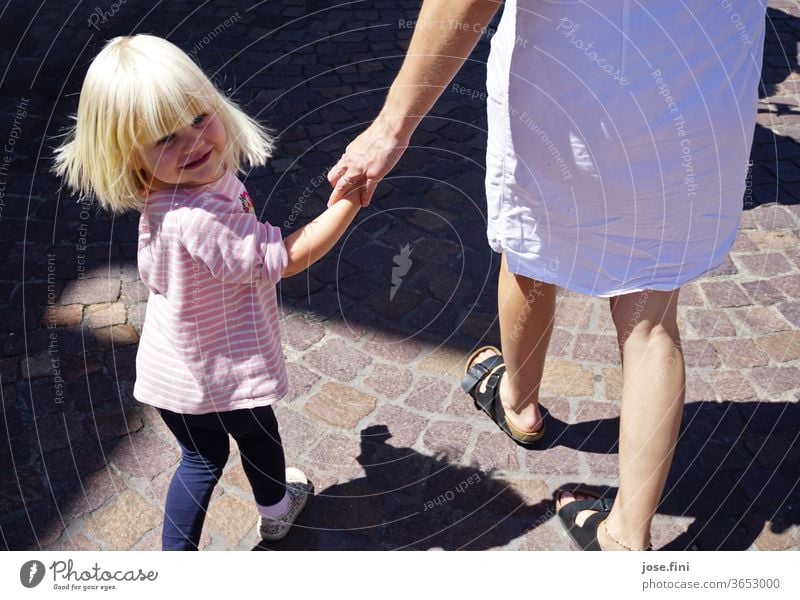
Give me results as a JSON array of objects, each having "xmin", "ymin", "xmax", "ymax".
[
  {"xmin": 282, "ymin": 193, "xmax": 361, "ymax": 277},
  {"xmin": 328, "ymin": 0, "xmax": 501, "ymax": 206}
]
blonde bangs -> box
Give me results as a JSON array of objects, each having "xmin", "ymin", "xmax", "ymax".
[
  {"xmin": 131, "ymin": 64, "xmax": 219, "ymax": 148},
  {"xmin": 53, "ymin": 34, "xmax": 274, "ymax": 213}
]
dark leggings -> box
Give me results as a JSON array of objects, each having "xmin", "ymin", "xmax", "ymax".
[{"xmin": 157, "ymin": 405, "xmax": 286, "ymax": 551}]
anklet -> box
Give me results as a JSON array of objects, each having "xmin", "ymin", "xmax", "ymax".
[{"xmin": 602, "ymin": 520, "xmax": 652, "ymax": 551}]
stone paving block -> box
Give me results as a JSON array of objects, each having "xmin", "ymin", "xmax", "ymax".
[
  {"xmin": 678, "ymin": 282, "xmax": 705, "ymax": 307},
  {"xmin": 362, "ymin": 330, "xmax": 424, "ymax": 363},
  {"xmin": 58, "ymin": 278, "xmax": 120, "ymax": 305},
  {"xmin": 709, "ymin": 371, "xmax": 757, "ymax": 402},
  {"xmin": 63, "ymin": 468, "xmax": 128, "ymax": 522},
  {"xmin": 711, "ymin": 338, "xmax": 770, "ymax": 369},
  {"xmin": 754, "ymin": 330, "xmax": 800, "ymax": 362},
  {"xmin": 91, "ymin": 407, "xmax": 144, "ymax": 442},
  {"xmin": 684, "ymin": 308, "xmax": 738, "ymax": 338},
  {"xmin": 752, "ymin": 204, "xmax": 797, "ymax": 229},
  {"xmin": 283, "ymin": 314, "xmax": 325, "ymax": 351},
  {"xmin": 772, "ymin": 273, "xmax": 800, "ymax": 299},
  {"xmin": 752, "ymin": 521, "xmax": 798, "ymax": 551},
  {"xmin": 470, "ymin": 431, "xmax": 519, "ymax": 472},
  {"xmin": 777, "ymin": 300, "xmax": 800, "ymax": 327},
  {"xmin": 650, "ymin": 513, "xmax": 693, "ymax": 550},
  {"xmin": 126, "ymin": 301, "xmax": 147, "ymax": 333},
  {"xmin": 525, "ymin": 446, "xmax": 581, "ymax": 475},
  {"xmin": 740, "ymin": 279, "xmax": 787, "ymax": 306},
  {"xmin": 585, "ymin": 453, "xmax": 619, "ymax": 478},
  {"xmin": 40, "ymin": 304, "xmax": 82, "ymax": 327},
  {"xmin": 364, "ymin": 363, "xmax": 413, "ymax": 399},
  {"xmin": 732, "ymin": 305, "xmax": 794, "ymax": 334},
  {"xmin": 86, "ymin": 302, "xmax": 126, "ymax": 329},
  {"xmin": 20, "ymin": 350, "xmax": 56, "ymax": 379},
  {"xmin": 732, "ymin": 230, "xmax": 760, "ymax": 252},
  {"xmin": 285, "ymin": 361, "xmax": 321, "ymax": 402},
  {"xmin": 44, "ymin": 533, "xmax": 101, "ymax": 551},
  {"xmin": 735, "ymin": 251, "xmax": 794, "ymax": 277},
  {"xmin": 545, "ymin": 327, "xmax": 574, "ymax": 358},
  {"xmin": 700, "ymin": 280, "xmax": 751, "ymax": 308},
  {"xmin": 422, "ymin": 421, "xmax": 472, "ymax": 460},
  {"xmin": 747, "ymin": 229, "xmax": 799, "ymax": 250},
  {"xmin": 205, "ymin": 493, "xmax": 258, "ymax": 547},
  {"xmin": 305, "ymin": 433, "xmax": 364, "ymax": 480},
  {"xmin": 365, "ymin": 404, "xmax": 427, "ymax": 448},
  {"xmin": 83, "ymin": 489, "xmax": 162, "ymax": 550},
  {"xmin": 109, "ymin": 430, "xmax": 180, "ymax": 480},
  {"xmin": 1, "ymin": 383, "xmax": 16, "ymax": 406},
  {"xmin": 457, "ymin": 311, "xmax": 500, "ymax": 343},
  {"xmin": 748, "ymin": 365, "xmax": 800, "ymax": 395},
  {"xmin": 681, "ymin": 339, "xmax": 722, "ymax": 368},
  {"xmin": 554, "ymin": 296, "xmax": 594, "ymax": 330},
  {"xmin": 304, "ymin": 338, "xmax": 371, "ymax": 382},
  {"xmin": 706, "ymin": 254, "xmax": 738, "ymax": 276},
  {"xmin": 305, "ymin": 382, "xmax": 376, "ymax": 429},
  {"xmin": 403, "ymin": 376, "xmax": 453, "ymax": 415},
  {"xmin": 418, "ymin": 346, "xmax": 466, "ymax": 377},
  {"xmin": 540, "ymin": 359, "xmax": 594, "ymax": 396},
  {"xmin": 572, "ymin": 333, "xmax": 620, "ymax": 364},
  {"xmin": 445, "ymin": 386, "xmax": 478, "ymax": 418},
  {"xmin": 324, "ymin": 314, "xmax": 373, "ymax": 341},
  {"xmin": 93, "ymin": 324, "xmax": 139, "ymax": 350},
  {"xmin": 684, "ymin": 375, "xmax": 716, "ymax": 403},
  {"xmin": 120, "ymin": 279, "xmax": 149, "ymax": 302}
]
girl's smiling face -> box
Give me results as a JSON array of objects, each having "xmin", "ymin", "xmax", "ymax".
[{"xmin": 137, "ymin": 110, "xmax": 227, "ymax": 192}]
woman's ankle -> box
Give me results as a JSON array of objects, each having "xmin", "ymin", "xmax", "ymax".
[
  {"xmin": 499, "ymin": 376, "xmax": 543, "ymax": 430},
  {"xmin": 600, "ymin": 516, "xmax": 652, "ymax": 551}
]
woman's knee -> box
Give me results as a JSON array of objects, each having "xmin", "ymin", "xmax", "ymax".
[{"xmin": 610, "ymin": 289, "xmax": 680, "ymax": 343}]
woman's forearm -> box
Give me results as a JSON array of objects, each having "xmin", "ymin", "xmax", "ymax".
[{"xmin": 379, "ymin": 0, "xmax": 502, "ymax": 139}]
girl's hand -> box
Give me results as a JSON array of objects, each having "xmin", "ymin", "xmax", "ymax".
[{"xmin": 327, "ymin": 118, "xmax": 409, "ymax": 208}]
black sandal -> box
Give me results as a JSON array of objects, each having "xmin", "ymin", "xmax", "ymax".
[
  {"xmin": 556, "ymin": 490, "xmax": 614, "ymax": 551},
  {"xmin": 461, "ymin": 345, "xmax": 545, "ymax": 448},
  {"xmin": 556, "ymin": 489, "xmax": 652, "ymax": 551}
]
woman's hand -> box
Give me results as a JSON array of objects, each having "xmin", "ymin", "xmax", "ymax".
[{"xmin": 327, "ymin": 118, "xmax": 410, "ymax": 207}]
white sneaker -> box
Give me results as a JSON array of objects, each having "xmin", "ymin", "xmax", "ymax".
[{"xmin": 259, "ymin": 467, "xmax": 313, "ymax": 541}]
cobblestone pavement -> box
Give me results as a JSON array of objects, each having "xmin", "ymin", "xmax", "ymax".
[{"xmin": 1, "ymin": 1, "xmax": 799, "ymax": 551}]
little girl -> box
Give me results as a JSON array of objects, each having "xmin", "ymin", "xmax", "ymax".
[{"xmin": 52, "ymin": 34, "xmax": 361, "ymax": 550}]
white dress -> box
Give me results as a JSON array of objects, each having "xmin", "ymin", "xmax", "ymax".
[{"xmin": 485, "ymin": 0, "xmax": 767, "ymax": 297}]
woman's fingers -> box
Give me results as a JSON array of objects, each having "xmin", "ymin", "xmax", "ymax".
[
  {"xmin": 360, "ymin": 179, "xmax": 378, "ymax": 207},
  {"xmin": 327, "ymin": 162, "xmax": 347, "ymax": 187},
  {"xmin": 327, "ymin": 168, "xmax": 365, "ymax": 206}
]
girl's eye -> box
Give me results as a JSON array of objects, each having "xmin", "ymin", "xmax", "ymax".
[
  {"xmin": 192, "ymin": 113, "xmax": 207, "ymax": 126},
  {"xmin": 157, "ymin": 133, "xmax": 175, "ymax": 146}
]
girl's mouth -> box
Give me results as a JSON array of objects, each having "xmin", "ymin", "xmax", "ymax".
[{"xmin": 182, "ymin": 149, "xmax": 212, "ymax": 170}]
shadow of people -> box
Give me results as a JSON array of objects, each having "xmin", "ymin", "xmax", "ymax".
[
  {"xmin": 557, "ymin": 400, "xmax": 800, "ymax": 550},
  {"xmin": 747, "ymin": 7, "xmax": 800, "ymax": 208},
  {"xmin": 255, "ymin": 425, "xmax": 556, "ymax": 550},
  {"xmin": 258, "ymin": 400, "xmax": 798, "ymax": 551}
]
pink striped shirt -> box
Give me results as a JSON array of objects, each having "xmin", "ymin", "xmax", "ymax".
[{"xmin": 133, "ymin": 170, "xmax": 289, "ymax": 414}]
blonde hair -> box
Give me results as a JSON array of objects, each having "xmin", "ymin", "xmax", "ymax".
[{"xmin": 52, "ymin": 34, "xmax": 274, "ymax": 213}]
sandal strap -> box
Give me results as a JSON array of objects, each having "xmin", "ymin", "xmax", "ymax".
[
  {"xmin": 460, "ymin": 354, "xmax": 504, "ymax": 394},
  {"xmin": 558, "ymin": 497, "xmax": 614, "ymax": 523}
]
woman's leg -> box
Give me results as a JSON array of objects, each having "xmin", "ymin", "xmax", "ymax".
[
  {"xmin": 562, "ymin": 288, "xmax": 685, "ymax": 550},
  {"xmin": 469, "ymin": 253, "xmax": 557, "ymax": 433},
  {"xmin": 158, "ymin": 409, "xmax": 230, "ymax": 551}
]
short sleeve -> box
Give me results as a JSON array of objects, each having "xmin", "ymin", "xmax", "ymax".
[{"xmin": 178, "ymin": 200, "xmax": 287, "ymax": 285}]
